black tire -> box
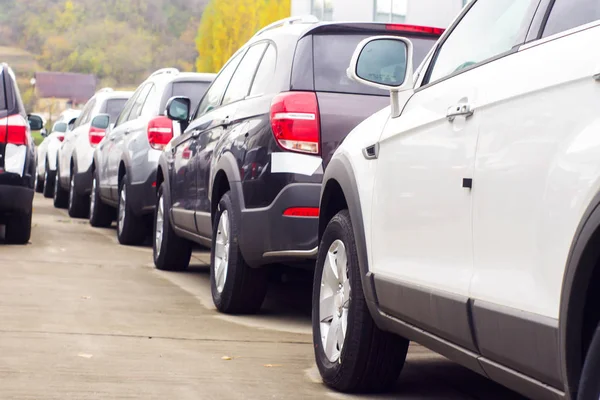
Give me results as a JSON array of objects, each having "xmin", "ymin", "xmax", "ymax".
[
  {"xmin": 34, "ymin": 172, "xmax": 44, "ymax": 193},
  {"xmin": 116, "ymin": 174, "xmax": 147, "ymax": 246},
  {"xmin": 5, "ymin": 211, "xmax": 32, "ymax": 244},
  {"xmin": 210, "ymin": 191, "xmax": 268, "ymax": 314},
  {"xmin": 42, "ymin": 162, "xmax": 55, "ymax": 198},
  {"xmin": 53, "ymin": 166, "xmax": 69, "ymax": 209},
  {"xmin": 68, "ymin": 172, "xmax": 89, "ymax": 218},
  {"xmin": 153, "ymin": 183, "xmax": 192, "ymax": 271},
  {"xmin": 89, "ymin": 170, "xmax": 113, "ymax": 228},
  {"xmin": 579, "ymin": 322, "xmax": 600, "ymax": 399},
  {"xmin": 313, "ymin": 210, "xmax": 409, "ymax": 393}
]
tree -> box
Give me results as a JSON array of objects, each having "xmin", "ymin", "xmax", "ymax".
[{"xmin": 195, "ymin": 0, "xmax": 291, "ymax": 73}]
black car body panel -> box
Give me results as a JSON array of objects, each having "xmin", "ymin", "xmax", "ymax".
[
  {"xmin": 0, "ymin": 63, "xmax": 35, "ymax": 219},
  {"xmin": 160, "ymin": 22, "xmax": 441, "ymax": 267}
]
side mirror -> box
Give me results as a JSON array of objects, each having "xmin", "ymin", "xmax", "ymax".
[
  {"xmin": 348, "ymin": 36, "xmax": 414, "ymax": 116},
  {"xmin": 166, "ymin": 96, "xmax": 191, "ymax": 122},
  {"xmin": 40, "ymin": 128, "xmax": 48, "ymax": 137},
  {"xmin": 27, "ymin": 114, "xmax": 44, "ymax": 131},
  {"xmin": 91, "ymin": 114, "xmax": 110, "ymax": 130}
]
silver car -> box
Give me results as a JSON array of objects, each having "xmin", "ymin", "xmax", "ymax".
[{"xmin": 91, "ymin": 69, "xmax": 215, "ymax": 245}]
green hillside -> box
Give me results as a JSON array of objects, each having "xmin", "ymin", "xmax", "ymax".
[{"xmin": 0, "ymin": 0, "xmax": 209, "ymax": 87}]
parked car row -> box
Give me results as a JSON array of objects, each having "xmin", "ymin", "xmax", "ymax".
[{"xmin": 36, "ymin": 0, "xmax": 600, "ymax": 397}]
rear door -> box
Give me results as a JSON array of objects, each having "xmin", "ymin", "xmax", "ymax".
[
  {"xmin": 170, "ymin": 51, "xmax": 245, "ymax": 235},
  {"xmin": 303, "ymin": 29, "xmax": 439, "ymax": 166},
  {"xmin": 0, "ymin": 67, "xmax": 7, "ymax": 173}
]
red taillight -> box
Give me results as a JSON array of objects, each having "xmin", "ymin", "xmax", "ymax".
[
  {"xmin": 386, "ymin": 24, "xmax": 445, "ymax": 36},
  {"xmin": 57, "ymin": 134, "xmax": 65, "ymax": 142},
  {"xmin": 147, "ymin": 116, "xmax": 173, "ymax": 150},
  {"xmin": 89, "ymin": 126, "xmax": 106, "ymax": 147},
  {"xmin": 283, "ymin": 207, "xmax": 320, "ymax": 217},
  {"xmin": 270, "ymin": 92, "xmax": 320, "ymax": 155},
  {"xmin": 0, "ymin": 114, "xmax": 28, "ymax": 145}
]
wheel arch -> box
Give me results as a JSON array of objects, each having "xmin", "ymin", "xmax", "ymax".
[
  {"xmin": 320, "ymin": 155, "xmax": 378, "ymax": 308},
  {"xmin": 210, "ymin": 152, "xmax": 243, "ymax": 223},
  {"xmin": 560, "ymin": 191, "xmax": 600, "ymax": 398}
]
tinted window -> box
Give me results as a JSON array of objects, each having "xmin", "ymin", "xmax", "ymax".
[
  {"xmin": 313, "ymin": 34, "xmax": 435, "ymax": 96},
  {"xmin": 543, "ymin": 0, "xmax": 600, "ymax": 38},
  {"xmin": 172, "ymin": 81, "xmax": 210, "ymax": 112},
  {"xmin": 105, "ymin": 99, "xmax": 128, "ymax": 122},
  {"xmin": 53, "ymin": 122, "xmax": 67, "ymax": 133},
  {"xmin": 427, "ymin": 0, "xmax": 537, "ymax": 84},
  {"xmin": 128, "ymin": 83, "xmax": 153, "ymax": 121},
  {"xmin": 76, "ymin": 99, "xmax": 96, "ymax": 127},
  {"xmin": 0, "ymin": 69, "xmax": 5, "ymax": 110},
  {"xmin": 250, "ymin": 45, "xmax": 277, "ymax": 96},
  {"xmin": 115, "ymin": 91, "xmax": 139, "ymax": 127},
  {"xmin": 196, "ymin": 51, "xmax": 245, "ymax": 117},
  {"xmin": 223, "ymin": 43, "xmax": 268, "ymax": 105}
]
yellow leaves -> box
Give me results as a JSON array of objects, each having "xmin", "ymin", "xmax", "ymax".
[{"xmin": 195, "ymin": 0, "xmax": 291, "ymax": 73}]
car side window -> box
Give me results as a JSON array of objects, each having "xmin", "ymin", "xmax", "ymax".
[
  {"xmin": 425, "ymin": 0, "xmax": 538, "ymax": 84},
  {"xmin": 196, "ymin": 51, "xmax": 245, "ymax": 118},
  {"xmin": 128, "ymin": 83, "xmax": 153, "ymax": 121},
  {"xmin": 0, "ymin": 69, "xmax": 6, "ymax": 110},
  {"xmin": 76, "ymin": 99, "xmax": 95, "ymax": 127},
  {"xmin": 222, "ymin": 43, "xmax": 268, "ymax": 105},
  {"xmin": 250, "ymin": 44, "xmax": 277, "ymax": 96},
  {"xmin": 115, "ymin": 90, "xmax": 140, "ymax": 127},
  {"xmin": 542, "ymin": 0, "xmax": 600, "ymax": 38}
]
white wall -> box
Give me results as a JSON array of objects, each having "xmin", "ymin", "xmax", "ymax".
[
  {"xmin": 291, "ymin": 0, "xmax": 312, "ymax": 16},
  {"xmin": 332, "ymin": 0, "xmax": 374, "ymax": 22},
  {"xmin": 291, "ymin": 0, "xmax": 464, "ymax": 28}
]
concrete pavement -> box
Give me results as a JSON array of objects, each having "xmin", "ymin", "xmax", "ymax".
[{"xmin": 0, "ymin": 195, "xmax": 525, "ymax": 399}]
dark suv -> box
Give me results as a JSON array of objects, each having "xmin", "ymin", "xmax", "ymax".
[
  {"xmin": 154, "ymin": 18, "xmax": 442, "ymax": 313},
  {"xmin": 0, "ymin": 63, "xmax": 44, "ymax": 244},
  {"xmin": 91, "ymin": 69, "xmax": 215, "ymax": 245}
]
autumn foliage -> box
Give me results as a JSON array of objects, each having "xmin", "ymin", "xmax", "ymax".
[{"xmin": 195, "ymin": 0, "xmax": 291, "ymax": 73}]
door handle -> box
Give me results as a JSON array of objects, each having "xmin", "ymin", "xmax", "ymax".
[
  {"xmin": 221, "ymin": 116, "xmax": 231, "ymax": 127},
  {"xmin": 447, "ymin": 103, "xmax": 474, "ymax": 122},
  {"xmin": 109, "ymin": 136, "xmax": 116, "ymax": 142},
  {"xmin": 124, "ymin": 128, "xmax": 131, "ymax": 135},
  {"xmin": 191, "ymin": 129, "xmax": 201, "ymax": 139},
  {"xmin": 594, "ymin": 73, "xmax": 600, "ymax": 81}
]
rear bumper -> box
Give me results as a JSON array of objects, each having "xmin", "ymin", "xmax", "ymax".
[
  {"xmin": 128, "ymin": 172, "xmax": 157, "ymax": 216},
  {"xmin": 238, "ymin": 183, "xmax": 320, "ymax": 267},
  {"xmin": 0, "ymin": 184, "xmax": 34, "ymax": 216}
]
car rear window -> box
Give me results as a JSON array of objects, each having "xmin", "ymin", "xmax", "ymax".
[
  {"xmin": 105, "ymin": 98, "xmax": 128, "ymax": 122},
  {"xmin": 0, "ymin": 68, "xmax": 6, "ymax": 110},
  {"xmin": 53, "ymin": 122, "xmax": 68, "ymax": 133},
  {"xmin": 172, "ymin": 81, "xmax": 211, "ymax": 112},
  {"xmin": 313, "ymin": 34, "xmax": 437, "ymax": 96}
]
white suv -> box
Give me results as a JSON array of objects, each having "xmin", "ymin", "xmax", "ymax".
[
  {"xmin": 314, "ymin": 0, "xmax": 600, "ymax": 399},
  {"xmin": 54, "ymin": 88, "xmax": 132, "ymax": 217},
  {"xmin": 35, "ymin": 109, "xmax": 80, "ymax": 198}
]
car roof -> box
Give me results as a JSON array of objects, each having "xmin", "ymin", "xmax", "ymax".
[{"xmin": 248, "ymin": 20, "xmax": 443, "ymax": 46}]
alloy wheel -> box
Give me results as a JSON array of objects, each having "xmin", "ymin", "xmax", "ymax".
[
  {"xmin": 90, "ymin": 177, "xmax": 97, "ymax": 217},
  {"xmin": 213, "ymin": 210, "xmax": 230, "ymax": 294},
  {"xmin": 319, "ymin": 239, "xmax": 350, "ymax": 363},
  {"xmin": 69, "ymin": 175, "xmax": 75, "ymax": 209},
  {"xmin": 118, "ymin": 185, "xmax": 126, "ymax": 235},
  {"xmin": 155, "ymin": 194, "xmax": 164, "ymax": 255}
]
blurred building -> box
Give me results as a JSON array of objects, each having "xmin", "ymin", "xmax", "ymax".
[
  {"xmin": 291, "ymin": 0, "xmax": 471, "ymax": 28},
  {"xmin": 33, "ymin": 71, "xmax": 96, "ymax": 122}
]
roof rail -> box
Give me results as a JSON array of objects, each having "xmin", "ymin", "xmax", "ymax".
[
  {"xmin": 253, "ymin": 15, "xmax": 319, "ymax": 38},
  {"xmin": 150, "ymin": 68, "xmax": 180, "ymax": 78},
  {"xmin": 96, "ymin": 87, "xmax": 114, "ymax": 93}
]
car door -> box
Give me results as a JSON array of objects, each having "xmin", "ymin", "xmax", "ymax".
[
  {"xmin": 107, "ymin": 84, "xmax": 151, "ymax": 199},
  {"xmin": 368, "ymin": 0, "xmax": 538, "ymax": 351},
  {"xmin": 170, "ymin": 50, "xmax": 246, "ymax": 235},
  {"xmin": 468, "ymin": 0, "xmax": 600, "ymax": 389},
  {"xmin": 60, "ymin": 99, "xmax": 93, "ymax": 183}
]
